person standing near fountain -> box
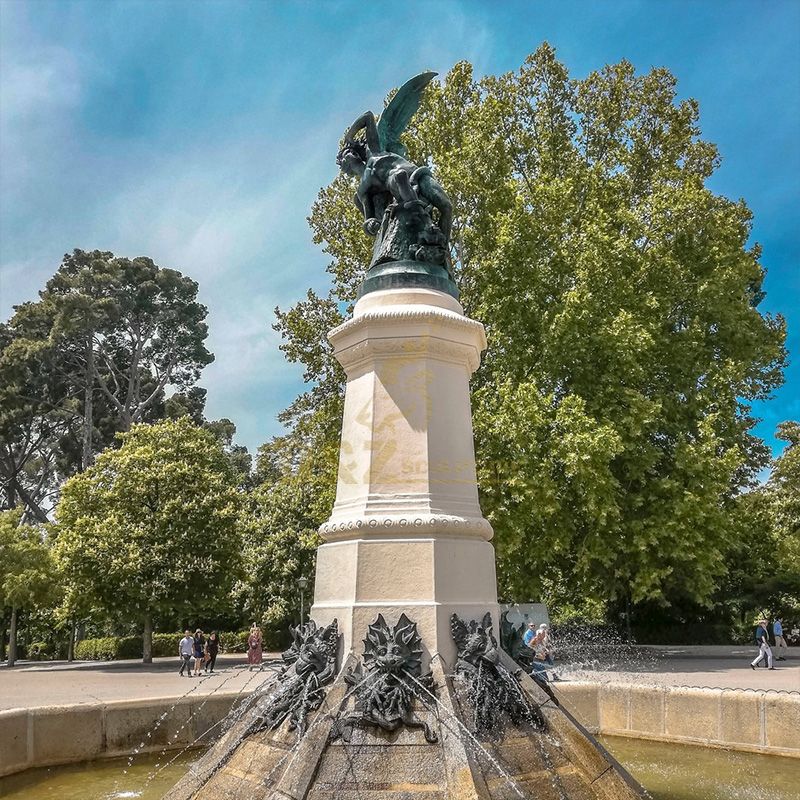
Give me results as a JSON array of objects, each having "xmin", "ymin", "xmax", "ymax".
[
  {"xmin": 204, "ymin": 631, "xmax": 220, "ymax": 673},
  {"xmin": 246, "ymin": 624, "xmax": 262, "ymax": 670},
  {"xmin": 178, "ymin": 630, "xmax": 194, "ymax": 678},
  {"xmin": 751, "ymin": 619, "xmax": 774, "ymax": 670},
  {"xmin": 192, "ymin": 629, "xmax": 206, "ymax": 676}
]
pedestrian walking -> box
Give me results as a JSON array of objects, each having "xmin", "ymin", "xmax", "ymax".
[
  {"xmin": 773, "ymin": 617, "xmax": 788, "ymax": 661},
  {"xmin": 178, "ymin": 630, "xmax": 194, "ymax": 677},
  {"xmin": 247, "ymin": 624, "xmax": 263, "ymax": 670},
  {"xmin": 204, "ymin": 631, "xmax": 220, "ymax": 673},
  {"xmin": 751, "ymin": 618, "xmax": 774, "ymax": 670},
  {"xmin": 193, "ymin": 629, "xmax": 206, "ymax": 676}
]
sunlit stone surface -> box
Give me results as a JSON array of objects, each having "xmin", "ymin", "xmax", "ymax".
[{"xmin": 312, "ymin": 287, "xmax": 499, "ymax": 667}]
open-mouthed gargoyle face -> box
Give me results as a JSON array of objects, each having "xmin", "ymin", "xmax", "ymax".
[
  {"xmin": 283, "ymin": 619, "xmax": 339, "ymax": 681},
  {"xmin": 362, "ymin": 613, "xmax": 424, "ymax": 677},
  {"xmin": 451, "ymin": 612, "xmax": 500, "ymax": 667}
]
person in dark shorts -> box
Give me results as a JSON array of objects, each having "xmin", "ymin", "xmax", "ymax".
[
  {"xmin": 193, "ymin": 629, "xmax": 206, "ymax": 676},
  {"xmin": 204, "ymin": 631, "xmax": 220, "ymax": 673}
]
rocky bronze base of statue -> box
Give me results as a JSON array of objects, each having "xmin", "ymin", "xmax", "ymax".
[
  {"xmin": 165, "ymin": 612, "xmax": 645, "ymax": 800},
  {"xmin": 357, "ymin": 259, "xmax": 458, "ymax": 300},
  {"xmin": 337, "ymin": 72, "xmax": 459, "ymax": 302}
]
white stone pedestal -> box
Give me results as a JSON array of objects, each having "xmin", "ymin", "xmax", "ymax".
[{"xmin": 310, "ymin": 287, "xmax": 499, "ymax": 668}]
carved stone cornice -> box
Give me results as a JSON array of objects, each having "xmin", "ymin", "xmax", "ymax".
[
  {"xmin": 334, "ymin": 334, "xmax": 483, "ymax": 372},
  {"xmin": 330, "ymin": 306, "xmax": 485, "ymax": 342}
]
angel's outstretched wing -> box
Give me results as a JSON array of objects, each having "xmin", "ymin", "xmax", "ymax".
[{"xmin": 377, "ymin": 71, "xmax": 437, "ymax": 156}]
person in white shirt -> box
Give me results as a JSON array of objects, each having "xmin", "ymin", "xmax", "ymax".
[{"xmin": 178, "ymin": 630, "xmax": 194, "ymax": 677}]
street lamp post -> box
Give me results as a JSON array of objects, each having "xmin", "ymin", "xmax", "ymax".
[{"xmin": 297, "ymin": 576, "xmax": 309, "ymax": 624}]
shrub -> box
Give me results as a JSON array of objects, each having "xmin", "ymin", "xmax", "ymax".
[
  {"xmin": 75, "ymin": 637, "xmax": 122, "ymax": 661},
  {"xmin": 217, "ymin": 628, "xmax": 290, "ymax": 653},
  {"xmin": 218, "ymin": 630, "xmax": 248, "ymax": 653},
  {"xmin": 153, "ymin": 633, "xmax": 181, "ymax": 658},
  {"xmin": 73, "ymin": 635, "xmax": 140, "ymax": 660},
  {"xmin": 26, "ymin": 641, "xmax": 53, "ymax": 661},
  {"xmin": 72, "ymin": 627, "xmax": 288, "ymax": 660}
]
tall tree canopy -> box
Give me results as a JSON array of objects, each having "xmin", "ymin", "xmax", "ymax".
[
  {"xmin": 766, "ymin": 422, "xmax": 800, "ymax": 601},
  {"xmin": 1, "ymin": 249, "xmax": 213, "ymax": 521},
  {"xmin": 274, "ymin": 46, "xmax": 786, "ymax": 615},
  {"xmin": 54, "ymin": 418, "xmax": 242, "ymax": 662}
]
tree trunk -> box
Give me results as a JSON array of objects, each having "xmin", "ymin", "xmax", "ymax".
[
  {"xmin": 625, "ymin": 595, "xmax": 633, "ymax": 643},
  {"xmin": 8, "ymin": 607, "xmax": 18, "ymax": 667},
  {"xmin": 10, "ymin": 478, "xmax": 49, "ymax": 524},
  {"xmin": 67, "ymin": 621, "xmax": 76, "ymax": 662},
  {"xmin": 82, "ymin": 335, "xmax": 94, "ymax": 470},
  {"xmin": 142, "ymin": 613, "xmax": 153, "ymax": 664}
]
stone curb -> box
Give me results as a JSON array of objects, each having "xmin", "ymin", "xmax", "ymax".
[
  {"xmin": 0, "ymin": 690, "xmax": 250, "ymax": 778},
  {"xmin": 552, "ymin": 681, "xmax": 800, "ymax": 758}
]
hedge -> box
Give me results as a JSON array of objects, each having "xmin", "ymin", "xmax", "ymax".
[{"xmin": 73, "ymin": 629, "xmax": 264, "ymax": 661}]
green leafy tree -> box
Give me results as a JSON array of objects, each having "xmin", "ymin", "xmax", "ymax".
[
  {"xmin": 204, "ymin": 418, "xmax": 253, "ymax": 489},
  {"xmin": 717, "ymin": 422, "xmax": 800, "ymax": 634},
  {"xmin": 1, "ymin": 250, "xmax": 214, "ymax": 521},
  {"xmin": 770, "ymin": 421, "xmax": 800, "ymax": 570},
  {"xmin": 0, "ymin": 509, "xmax": 60, "ymax": 666},
  {"xmin": 162, "ymin": 388, "xmax": 253, "ymax": 487},
  {"xmin": 54, "ymin": 418, "xmax": 242, "ymax": 662},
  {"xmin": 239, "ymin": 406, "xmax": 339, "ymax": 629},
  {"xmin": 277, "ymin": 46, "xmax": 786, "ymax": 616},
  {"xmin": 0, "ymin": 312, "xmax": 80, "ymax": 522}
]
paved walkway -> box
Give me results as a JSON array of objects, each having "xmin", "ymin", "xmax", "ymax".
[
  {"xmin": 559, "ymin": 644, "xmax": 800, "ymax": 692},
  {"xmin": 1, "ymin": 646, "xmax": 797, "ymax": 712},
  {"xmin": 0, "ymin": 654, "xmax": 282, "ymax": 711}
]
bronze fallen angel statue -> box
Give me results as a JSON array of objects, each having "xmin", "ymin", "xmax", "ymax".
[{"xmin": 337, "ymin": 72, "xmax": 455, "ymax": 278}]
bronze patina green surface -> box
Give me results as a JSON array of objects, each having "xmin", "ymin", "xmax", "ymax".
[{"xmin": 356, "ymin": 260, "xmax": 458, "ymax": 300}]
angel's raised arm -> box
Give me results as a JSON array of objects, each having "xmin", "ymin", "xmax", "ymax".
[{"xmin": 345, "ymin": 111, "xmax": 380, "ymax": 153}]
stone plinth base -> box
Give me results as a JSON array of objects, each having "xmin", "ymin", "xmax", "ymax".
[{"xmin": 312, "ymin": 536, "xmax": 499, "ymax": 667}]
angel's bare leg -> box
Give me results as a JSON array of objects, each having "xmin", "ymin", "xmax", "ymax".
[
  {"xmin": 417, "ymin": 174, "xmax": 453, "ymax": 240},
  {"xmin": 387, "ymin": 168, "xmax": 418, "ymax": 206},
  {"xmin": 358, "ymin": 190, "xmax": 381, "ymax": 235}
]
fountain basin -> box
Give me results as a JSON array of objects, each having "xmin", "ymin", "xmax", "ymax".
[
  {"xmin": 0, "ymin": 748, "xmax": 204, "ymax": 799},
  {"xmin": 599, "ymin": 734, "xmax": 800, "ymax": 800},
  {"xmin": 0, "ymin": 691, "xmax": 249, "ymax": 778},
  {"xmin": 3, "ymin": 727, "xmax": 799, "ymax": 800},
  {"xmin": 553, "ymin": 681, "xmax": 800, "ymax": 758}
]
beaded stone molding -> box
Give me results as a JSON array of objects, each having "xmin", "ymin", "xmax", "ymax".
[{"xmin": 319, "ymin": 512, "xmax": 494, "ymax": 541}]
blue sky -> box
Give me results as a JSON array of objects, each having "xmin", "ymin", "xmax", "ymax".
[{"xmin": 1, "ymin": 0, "xmax": 798, "ymax": 458}]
